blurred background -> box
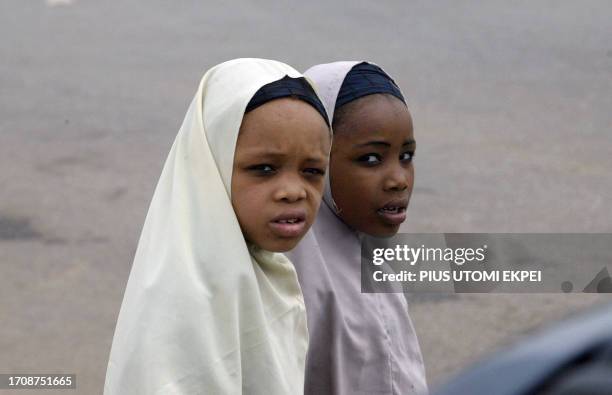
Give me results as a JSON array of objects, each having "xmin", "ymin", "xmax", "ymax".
[{"xmin": 1, "ymin": 1, "xmax": 611, "ymax": 393}]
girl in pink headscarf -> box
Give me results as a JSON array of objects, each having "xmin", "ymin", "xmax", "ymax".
[{"xmin": 287, "ymin": 61, "xmax": 428, "ymax": 395}]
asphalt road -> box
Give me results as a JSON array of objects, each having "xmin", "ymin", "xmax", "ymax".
[{"xmin": 1, "ymin": 1, "xmax": 611, "ymax": 394}]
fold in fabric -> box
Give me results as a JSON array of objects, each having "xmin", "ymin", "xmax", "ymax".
[
  {"xmin": 287, "ymin": 61, "xmax": 428, "ymax": 395},
  {"xmin": 104, "ymin": 59, "xmax": 312, "ymax": 395}
]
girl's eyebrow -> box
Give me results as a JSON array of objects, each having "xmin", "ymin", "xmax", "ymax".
[
  {"xmin": 304, "ymin": 157, "xmax": 327, "ymax": 164},
  {"xmin": 355, "ymin": 141, "xmax": 390, "ymax": 148},
  {"xmin": 239, "ymin": 150, "xmax": 327, "ymax": 163},
  {"xmin": 354, "ymin": 139, "xmax": 416, "ymax": 148},
  {"xmin": 237, "ymin": 149, "xmax": 287, "ymax": 159}
]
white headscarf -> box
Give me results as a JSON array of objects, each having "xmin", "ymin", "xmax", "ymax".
[
  {"xmin": 104, "ymin": 58, "xmax": 312, "ymax": 395},
  {"xmin": 287, "ymin": 61, "xmax": 428, "ymax": 395}
]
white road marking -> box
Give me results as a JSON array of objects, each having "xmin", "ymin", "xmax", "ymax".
[{"xmin": 46, "ymin": 0, "xmax": 76, "ymax": 7}]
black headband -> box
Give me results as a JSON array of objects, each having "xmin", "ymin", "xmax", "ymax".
[
  {"xmin": 335, "ymin": 62, "xmax": 406, "ymax": 109},
  {"xmin": 245, "ymin": 76, "xmax": 330, "ymax": 127}
]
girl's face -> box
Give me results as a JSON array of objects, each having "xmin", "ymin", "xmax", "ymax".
[
  {"xmin": 231, "ymin": 97, "xmax": 330, "ymax": 252},
  {"xmin": 329, "ymin": 94, "xmax": 415, "ymax": 237}
]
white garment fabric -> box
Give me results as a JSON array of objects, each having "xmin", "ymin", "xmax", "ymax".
[
  {"xmin": 104, "ymin": 58, "xmax": 311, "ymax": 395},
  {"xmin": 287, "ymin": 61, "xmax": 428, "ymax": 395}
]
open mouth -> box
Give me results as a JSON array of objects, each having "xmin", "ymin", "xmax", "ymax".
[
  {"xmin": 377, "ymin": 200, "xmax": 408, "ymax": 225},
  {"xmin": 377, "ymin": 206, "xmax": 407, "ymax": 214},
  {"xmin": 269, "ymin": 211, "xmax": 307, "ymax": 238},
  {"xmin": 274, "ymin": 218, "xmax": 302, "ymax": 224}
]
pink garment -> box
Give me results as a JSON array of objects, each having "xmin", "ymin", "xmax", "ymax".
[{"xmin": 287, "ymin": 61, "xmax": 428, "ymax": 395}]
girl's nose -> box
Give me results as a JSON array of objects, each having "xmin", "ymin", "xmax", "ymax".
[
  {"xmin": 383, "ymin": 166, "xmax": 410, "ymax": 192},
  {"xmin": 274, "ymin": 178, "xmax": 308, "ymax": 202}
]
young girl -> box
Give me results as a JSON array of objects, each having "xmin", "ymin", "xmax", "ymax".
[
  {"xmin": 287, "ymin": 61, "xmax": 428, "ymax": 395},
  {"xmin": 104, "ymin": 58, "xmax": 331, "ymax": 394}
]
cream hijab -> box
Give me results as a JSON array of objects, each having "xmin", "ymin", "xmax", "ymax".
[
  {"xmin": 287, "ymin": 61, "xmax": 428, "ymax": 395},
  {"xmin": 104, "ymin": 59, "xmax": 311, "ymax": 395}
]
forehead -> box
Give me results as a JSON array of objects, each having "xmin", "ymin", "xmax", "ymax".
[
  {"xmin": 334, "ymin": 94, "xmax": 413, "ymax": 143},
  {"xmin": 237, "ymin": 98, "xmax": 330, "ymax": 154}
]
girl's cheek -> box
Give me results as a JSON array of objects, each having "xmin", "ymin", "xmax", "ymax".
[{"xmin": 315, "ymin": 177, "xmax": 326, "ymax": 192}]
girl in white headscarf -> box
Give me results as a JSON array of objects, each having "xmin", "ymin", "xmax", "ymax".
[
  {"xmin": 287, "ymin": 61, "xmax": 428, "ymax": 395},
  {"xmin": 104, "ymin": 58, "xmax": 331, "ymax": 395}
]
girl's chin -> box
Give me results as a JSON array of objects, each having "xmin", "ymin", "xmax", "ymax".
[
  {"xmin": 257, "ymin": 237, "xmax": 301, "ymax": 253},
  {"xmin": 360, "ymin": 223, "xmax": 401, "ymax": 238},
  {"xmin": 341, "ymin": 213, "xmax": 402, "ymax": 238}
]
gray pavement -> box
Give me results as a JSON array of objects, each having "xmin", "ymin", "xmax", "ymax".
[{"xmin": 1, "ymin": 1, "xmax": 611, "ymax": 394}]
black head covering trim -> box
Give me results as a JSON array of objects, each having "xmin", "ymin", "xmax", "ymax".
[
  {"xmin": 245, "ymin": 76, "xmax": 329, "ymax": 127},
  {"xmin": 335, "ymin": 62, "xmax": 406, "ymax": 109}
]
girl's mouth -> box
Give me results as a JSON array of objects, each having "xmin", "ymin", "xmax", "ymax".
[
  {"xmin": 269, "ymin": 211, "xmax": 307, "ymax": 238},
  {"xmin": 377, "ymin": 200, "xmax": 408, "ymax": 225}
]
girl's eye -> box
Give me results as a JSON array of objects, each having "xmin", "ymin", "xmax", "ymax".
[
  {"xmin": 303, "ymin": 168, "xmax": 326, "ymax": 177},
  {"xmin": 357, "ymin": 153, "xmax": 382, "ymax": 165},
  {"xmin": 400, "ymin": 151, "xmax": 415, "ymax": 162},
  {"xmin": 247, "ymin": 164, "xmax": 276, "ymax": 175}
]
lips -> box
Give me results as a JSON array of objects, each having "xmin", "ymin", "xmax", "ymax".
[
  {"xmin": 269, "ymin": 210, "xmax": 307, "ymax": 238},
  {"xmin": 377, "ymin": 198, "xmax": 408, "ymax": 225}
]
